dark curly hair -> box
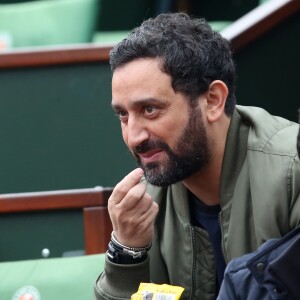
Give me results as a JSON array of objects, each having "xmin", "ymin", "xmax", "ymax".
[{"xmin": 110, "ymin": 13, "xmax": 236, "ymax": 116}]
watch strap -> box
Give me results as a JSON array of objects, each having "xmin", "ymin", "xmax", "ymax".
[
  {"xmin": 106, "ymin": 231, "xmax": 152, "ymax": 264},
  {"xmin": 107, "ymin": 241, "xmax": 148, "ymax": 264}
]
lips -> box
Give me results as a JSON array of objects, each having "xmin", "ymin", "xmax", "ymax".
[{"xmin": 138, "ymin": 149, "xmax": 164, "ymax": 163}]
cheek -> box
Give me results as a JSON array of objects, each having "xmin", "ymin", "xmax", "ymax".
[
  {"xmin": 121, "ymin": 124, "xmax": 128, "ymax": 145},
  {"xmin": 154, "ymin": 119, "xmax": 185, "ymax": 140}
]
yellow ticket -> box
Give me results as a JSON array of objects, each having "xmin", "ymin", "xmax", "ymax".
[{"xmin": 131, "ymin": 283, "xmax": 184, "ymax": 300}]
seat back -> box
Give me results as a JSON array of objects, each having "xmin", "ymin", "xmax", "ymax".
[
  {"xmin": 0, "ymin": 0, "xmax": 100, "ymax": 48},
  {"xmin": 0, "ymin": 253, "xmax": 105, "ymax": 300}
]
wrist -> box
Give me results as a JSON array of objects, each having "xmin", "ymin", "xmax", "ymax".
[{"xmin": 106, "ymin": 231, "xmax": 152, "ymax": 264}]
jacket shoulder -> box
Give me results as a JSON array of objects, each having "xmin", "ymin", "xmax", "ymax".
[{"xmin": 236, "ymin": 105, "xmax": 298, "ymax": 156}]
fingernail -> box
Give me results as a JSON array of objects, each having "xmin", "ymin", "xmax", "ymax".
[{"xmin": 136, "ymin": 168, "xmax": 144, "ymax": 176}]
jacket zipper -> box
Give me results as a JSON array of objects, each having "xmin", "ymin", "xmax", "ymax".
[
  {"xmin": 190, "ymin": 226, "xmax": 196, "ymax": 300},
  {"xmin": 218, "ymin": 212, "xmax": 227, "ymax": 264}
]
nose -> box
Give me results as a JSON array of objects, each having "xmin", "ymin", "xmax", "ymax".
[{"xmin": 123, "ymin": 117, "xmax": 150, "ymax": 149}]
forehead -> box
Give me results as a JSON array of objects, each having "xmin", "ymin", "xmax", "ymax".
[
  {"xmin": 112, "ymin": 58, "xmax": 164, "ymax": 83},
  {"xmin": 111, "ymin": 58, "xmax": 174, "ymax": 106}
]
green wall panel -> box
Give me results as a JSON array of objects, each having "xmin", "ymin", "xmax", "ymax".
[
  {"xmin": 234, "ymin": 11, "xmax": 300, "ymax": 122},
  {"xmin": 191, "ymin": 0, "xmax": 259, "ymax": 21},
  {"xmin": 0, "ymin": 210, "xmax": 84, "ymax": 261},
  {"xmin": 0, "ymin": 62, "xmax": 135, "ymax": 194},
  {"xmin": 97, "ymin": 0, "xmax": 154, "ymax": 31}
]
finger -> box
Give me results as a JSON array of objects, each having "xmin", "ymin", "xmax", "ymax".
[
  {"xmin": 110, "ymin": 168, "xmax": 144, "ymax": 204},
  {"xmin": 119, "ymin": 182, "xmax": 148, "ymax": 211},
  {"xmin": 134, "ymin": 201, "xmax": 159, "ymax": 227},
  {"xmin": 114, "ymin": 201, "xmax": 159, "ymax": 246},
  {"xmin": 126, "ymin": 192, "xmax": 154, "ymax": 217},
  {"xmin": 135, "ymin": 200, "xmax": 159, "ymax": 223},
  {"xmin": 121, "ymin": 202, "xmax": 159, "ymax": 237}
]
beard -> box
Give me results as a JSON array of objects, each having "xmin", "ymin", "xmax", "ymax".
[{"xmin": 132, "ymin": 106, "xmax": 211, "ymax": 186}]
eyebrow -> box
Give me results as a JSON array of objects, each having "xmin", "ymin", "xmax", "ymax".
[{"xmin": 111, "ymin": 98, "xmax": 167, "ymax": 111}]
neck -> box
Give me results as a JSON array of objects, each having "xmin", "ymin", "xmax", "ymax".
[
  {"xmin": 183, "ymin": 115, "xmax": 230, "ymax": 206},
  {"xmin": 183, "ymin": 154, "xmax": 222, "ymax": 206}
]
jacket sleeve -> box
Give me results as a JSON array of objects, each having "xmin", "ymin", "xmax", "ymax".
[
  {"xmin": 217, "ymin": 264, "xmax": 239, "ymax": 300},
  {"xmin": 94, "ymin": 255, "xmax": 150, "ymax": 300}
]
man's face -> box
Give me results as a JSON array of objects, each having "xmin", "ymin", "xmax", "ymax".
[{"xmin": 112, "ymin": 58, "xmax": 210, "ymax": 186}]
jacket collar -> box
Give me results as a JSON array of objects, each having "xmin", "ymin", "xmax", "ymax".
[{"xmin": 220, "ymin": 108, "xmax": 249, "ymax": 207}]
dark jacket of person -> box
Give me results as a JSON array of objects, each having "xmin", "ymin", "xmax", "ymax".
[{"xmin": 217, "ymin": 226, "xmax": 300, "ymax": 300}]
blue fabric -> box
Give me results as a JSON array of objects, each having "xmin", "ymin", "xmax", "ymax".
[
  {"xmin": 189, "ymin": 193, "xmax": 226, "ymax": 290},
  {"xmin": 217, "ymin": 227, "xmax": 300, "ymax": 300}
]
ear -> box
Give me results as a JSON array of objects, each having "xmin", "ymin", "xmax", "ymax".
[{"xmin": 205, "ymin": 80, "xmax": 228, "ymax": 123}]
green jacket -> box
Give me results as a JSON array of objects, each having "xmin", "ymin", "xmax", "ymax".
[{"xmin": 95, "ymin": 106, "xmax": 300, "ymax": 300}]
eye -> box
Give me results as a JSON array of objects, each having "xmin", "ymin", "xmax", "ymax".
[
  {"xmin": 115, "ymin": 110, "xmax": 128, "ymax": 122},
  {"xmin": 144, "ymin": 105, "xmax": 159, "ymax": 117}
]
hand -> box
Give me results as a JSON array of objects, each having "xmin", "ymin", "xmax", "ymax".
[{"xmin": 108, "ymin": 168, "xmax": 159, "ymax": 248}]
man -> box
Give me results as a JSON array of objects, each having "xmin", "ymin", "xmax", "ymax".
[
  {"xmin": 217, "ymin": 114, "xmax": 300, "ymax": 300},
  {"xmin": 94, "ymin": 13, "xmax": 300, "ymax": 300}
]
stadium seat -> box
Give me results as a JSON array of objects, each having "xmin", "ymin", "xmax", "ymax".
[
  {"xmin": 0, "ymin": 0, "xmax": 99, "ymax": 48},
  {"xmin": 93, "ymin": 30, "xmax": 130, "ymax": 44},
  {"xmin": 0, "ymin": 253, "xmax": 105, "ymax": 300}
]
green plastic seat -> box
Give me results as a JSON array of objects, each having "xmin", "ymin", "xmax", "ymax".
[
  {"xmin": 91, "ymin": 21, "xmax": 231, "ymax": 45},
  {"xmin": 0, "ymin": 0, "xmax": 100, "ymax": 48},
  {"xmin": 0, "ymin": 254, "xmax": 105, "ymax": 300},
  {"xmin": 209, "ymin": 21, "xmax": 232, "ymax": 32},
  {"xmin": 93, "ymin": 30, "xmax": 130, "ymax": 44}
]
